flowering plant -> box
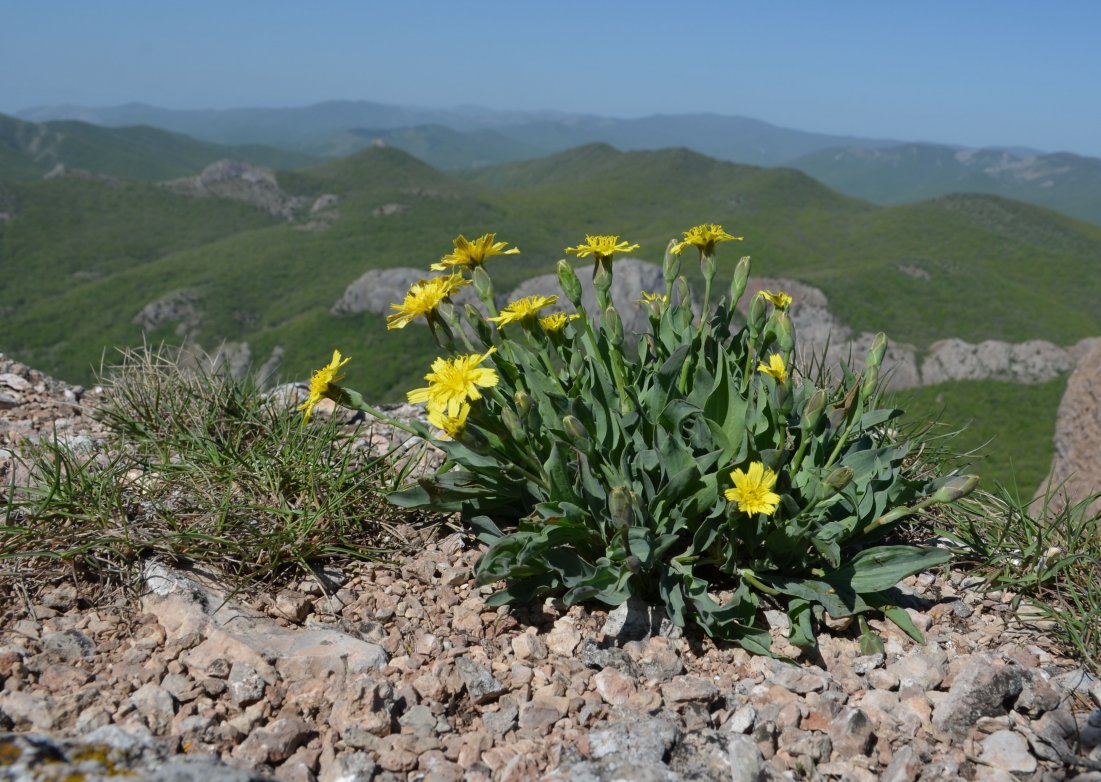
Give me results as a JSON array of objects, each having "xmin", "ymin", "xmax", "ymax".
[{"xmin": 304, "ymin": 228, "xmax": 976, "ymax": 653}]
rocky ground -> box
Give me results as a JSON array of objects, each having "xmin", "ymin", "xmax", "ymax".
[{"xmin": 2, "ymin": 355, "xmax": 1101, "ymax": 782}]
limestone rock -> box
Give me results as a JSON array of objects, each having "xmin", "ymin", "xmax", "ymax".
[
  {"xmin": 132, "ymin": 288, "xmax": 202, "ymax": 336},
  {"xmin": 1044, "ymin": 338, "xmax": 1101, "ymax": 515},
  {"xmin": 160, "ymin": 160, "xmax": 309, "ymax": 220},
  {"xmin": 921, "ymin": 338, "xmax": 1075, "ymax": 385}
]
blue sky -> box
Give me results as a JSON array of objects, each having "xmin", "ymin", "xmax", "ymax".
[{"xmin": 3, "ymin": 0, "xmax": 1099, "ymax": 156}]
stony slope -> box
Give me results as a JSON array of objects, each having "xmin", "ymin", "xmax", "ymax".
[{"xmin": 1, "ymin": 356, "xmax": 1100, "ymax": 781}]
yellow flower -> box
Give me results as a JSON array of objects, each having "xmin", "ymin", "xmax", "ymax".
[
  {"xmin": 725, "ymin": 462, "xmax": 781, "ymax": 516},
  {"xmin": 757, "ymin": 353, "xmax": 788, "ymax": 384},
  {"xmin": 487, "ymin": 295, "xmax": 558, "ymax": 327},
  {"xmin": 407, "ymin": 347, "xmax": 499, "ymax": 417},
  {"xmin": 638, "ymin": 291, "xmax": 669, "ymax": 306},
  {"xmin": 428, "ymin": 401, "xmax": 470, "ymax": 439},
  {"xmin": 386, "ymin": 274, "xmax": 469, "ymax": 329},
  {"xmin": 671, "ymin": 224, "xmax": 743, "ymax": 255},
  {"xmin": 564, "ymin": 235, "xmax": 640, "ymax": 262},
  {"xmin": 539, "ymin": 312, "xmax": 579, "ymax": 332},
  {"xmin": 757, "ymin": 289, "xmax": 793, "ymax": 310},
  {"xmin": 298, "ymin": 350, "xmax": 351, "ymax": 424},
  {"xmin": 431, "ymin": 233, "xmax": 520, "ymax": 271}
]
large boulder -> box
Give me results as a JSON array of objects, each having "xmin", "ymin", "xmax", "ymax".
[{"xmin": 160, "ymin": 160, "xmax": 308, "ymax": 219}]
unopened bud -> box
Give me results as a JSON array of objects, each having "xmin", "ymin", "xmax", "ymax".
[
  {"xmin": 662, "ymin": 239, "xmax": 681, "ymax": 286},
  {"xmin": 472, "ymin": 266, "xmax": 494, "ymax": 301},
  {"xmin": 749, "ymin": 292, "xmax": 767, "ymax": 332},
  {"xmin": 501, "ymin": 406, "xmax": 525, "ymax": 442},
  {"xmin": 820, "ymin": 467, "xmax": 853, "ymax": 499},
  {"xmin": 625, "ymin": 555, "xmax": 642, "ymax": 573},
  {"xmin": 514, "ymin": 390, "xmax": 531, "ymax": 417},
  {"xmin": 861, "ymin": 332, "xmax": 887, "ymax": 397},
  {"xmin": 557, "ymin": 259, "xmax": 583, "ymax": 307},
  {"xmin": 776, "ymin": 310, "xmax": 795, "ymax": 354},
  {"xmin": 604, "ymin": 304, "xmax": 623, "ymax": 347},
  {"xmin": 931, "ymin": 475, "xmax": 979, "ymax": 504},
  {"xmin": 609, "ymin": 487, "xmax": 632, "ymax": 529},
  {"xmin": 802, "ymin": 389, "xmax": 827, "ymax": 432},
  {"xmin": 562, "ymin": 415, "xmax": 590, "ymax": 448},
  {"xmin": 730, "ymin": 256, "xmax": 751, "ymax": 306},
  {"xmin": 700, "ymin": 251, "xmax": 717, "ymax": 285}
]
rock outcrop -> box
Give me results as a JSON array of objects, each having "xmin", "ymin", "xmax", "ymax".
[
  {"xmin": 1043, "ymin": 338, "xmax": 1101, "ymax": 515},
  {"xmin": 132, "ymin": 288, "xmax": 203, "ymax": 336},
  {"xmin": 921, "ymin": 339, "xmax": 1077, "ymax": 385},
  {"xmin": 159, "ymin": 160, "xmax": 335, "ymax": 222}
]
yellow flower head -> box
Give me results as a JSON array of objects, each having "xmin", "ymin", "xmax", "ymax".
[
  {"xmin": 725, "ymin": 462, "xmax": 781, "ymax": 516},
  {"xmin": 757, "ymin": 353, "xmax": 788, "ymax": 384},
  {"xmin": 407, "ymin": 347, "xmax": 499, "ymax": 417},
  {"xmin": 431, "ymin": 233, "xmax": 520, "ymax": 271},
  {"xmin": 487, "ymin": 295, "xmax": 558, "ymax": 327},
  {"xmin": 757, "ymin": 289, "xmax": 793, "ymax": 310},
  {"xmin": 671, "ymin": 224, "xmax": 743, "ymax": 256},
  {"xmin": 427, "ymin": 401, "xmax": 470, "ymax": 439},
  {"xmin": 298, "ymin": 350, "xmax": 351, "ymax": 424},
  {"xmin": 638, "ymin": 291, "xmax": 669, "ymax": 306},
  {"xmin": 386, "ymin": 274, "xmax": 469, "ymax": 329},
  {"xmin": 564, "ymin": 235, "xmax": 640, "ymax": 263},
  {"xmin": 539, "ymin": 312, "xmax": 580, "ymax": 333}
]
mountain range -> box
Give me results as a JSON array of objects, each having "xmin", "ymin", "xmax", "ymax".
[{"xmin": 16, "ymin": 100, "xmax": 1100, "ymax": 226}]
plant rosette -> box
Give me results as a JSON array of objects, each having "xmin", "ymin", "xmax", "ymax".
[{"xmin": 303, "ymin": 227, "xmax": 977, "ymax": 655}]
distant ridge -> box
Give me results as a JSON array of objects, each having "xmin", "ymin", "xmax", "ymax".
[
  {"xmin": 790, "ymin": 143, "xmax": 1101, "ymax": 227},
  {"xmin": 16, "ymin": 100, "xmax": 905, "ymax": 166},
  {"xmin": 0, "ymin": 112, "xmax": 317, "ymax": 181}
]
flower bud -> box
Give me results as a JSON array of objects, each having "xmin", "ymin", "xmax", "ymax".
[
  {"xmin": 775, "ymin": 310, "xmax": 795, "ymax": 355},
  {"xmin": 472, "ymin": 266, "xmax": 494, "ymax": 302},
  {"xmin": 562, "ymin": 415, "xmax": 590, "ymax": 448},
  {"xmin": 861, "ymin": 332, "xmax": 887, "ymax": 397},
  {"xmin": 729, "ymin": 256, "xmax": 751, "ymax": 306},
  {"xmin": 501, "ymin": 406, "xmax": 525, "ymax": 442},
  {"xmin": 662, "ymin": 239, "xmax": 681, "ymax": 286},
  {"xmin": 557, "ymin": 259, "xmax": 584, "ymax": 308},
  {"xmin": 609, "ymin": 487, "xmax": 632, "ymax": 529},
  {"xmin": 749, "ymin": 292, "xmax": 767, "ymax": 332},
  {"xmin": 604, "ymin": 304, "xmax": 624, "ymax": 347},
  {"xmin": 802, "ymin": 389, "xmax": 827, "ymax": 432},
  {"xmin": 625, "ymin": 555, "xmax": 643, "ymax": 573},
  {"xmin": 931, "ymin": 475, "xmax": 979, "ymax": 504},
  {"xmin": 514, "ymin": 390, "xmax": 532, "ymax": 417},
  {"xmin": 700, "ymin": 250, "xmax": 717, "ymax": 286},
  {"xmin": 819, "ymin": 466, "xmax": 853, "ymax": 499}
]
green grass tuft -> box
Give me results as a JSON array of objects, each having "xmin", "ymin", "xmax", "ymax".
[{"xmin": 1, "ymin": 344, "xmax": 432, "ymax": 593}]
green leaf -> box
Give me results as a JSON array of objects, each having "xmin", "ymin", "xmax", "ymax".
[
  {"xmin": 787, "ymin": 599, "xmax": 817, "ymax": 650},
  {"xmin": 841, "ymin": 545, "xmax": 952, "ymax": 593},
  {"xmin": 543, "ymin": 442, "xmax": 579, "ymax": 503},
  {"xmin": 858, "ymin": 615, "xmax": 885, "ymax": 656},
  {"xmin": 883, "ymin": 605, "xmax": 925, "ymax": 644}
]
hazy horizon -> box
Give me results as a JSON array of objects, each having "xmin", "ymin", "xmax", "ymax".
[{"xmin": 4, "ymin": 0, "xmax": 1100, "ymax": 157}]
